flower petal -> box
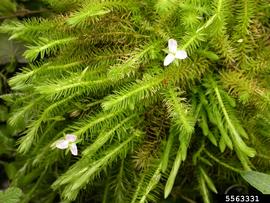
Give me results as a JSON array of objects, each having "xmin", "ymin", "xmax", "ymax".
[
  {"xmin": 70, "ymin": 143, "xmax": 78, "ymax": 156},
  {"xmin": 56, "ymin": 139, "xmax": 69, "ymax": 149},
  {"xmin": 175, "ymin": 50, "xmax": 188, "ymax": 59},
  {"xmin": 168, "ymin": 39, "xmax": 177, "ymax": 53},
  {"xmin": 65, "ymin": 134, "xmax": 77, "ymax": 142},
  {"xmin": 164, "ymin": 53, "xmax": 175, "ymax": 66}
]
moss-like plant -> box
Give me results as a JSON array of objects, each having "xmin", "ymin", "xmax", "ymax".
[{"xmin": 1, "ymin": 0, "xmax": 270, "ymax": 202}]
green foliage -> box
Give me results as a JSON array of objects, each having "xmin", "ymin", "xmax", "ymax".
[
  {"xmin": 0, "ymin": 0, "xmax": 270, "ymax": 202},
  {"xmin": 0, "ymin": 1, "xmax": 50, "ymax": 201},
  {"xmin": 241, "ymin": 171, "xmax": 270, "ymax": 194},
  {"xmin": 0, "ymin": 187, "xmax": 23, "ymax": 203},
  {"xmin": 0, "ymin": 0, "xmax": 16, "ymax": 16}
]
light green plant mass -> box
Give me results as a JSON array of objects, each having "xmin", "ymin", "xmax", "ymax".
[{"xmin": 1, "ymin": 0, "xmax": 270, "ymax": 202}]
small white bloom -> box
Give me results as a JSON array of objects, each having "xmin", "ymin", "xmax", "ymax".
[
  {"xmin": 56, "ymin": 134, "xmax": 78, "ymax": 156},
  {"xmin": 237, "ymin": 39, "xmax": 243, "ymax": 43},
  {"xmin": 164, "ymin": 39, "xmax": 188, "ymax": 66}
]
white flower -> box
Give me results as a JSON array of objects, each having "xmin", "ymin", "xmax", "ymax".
[
  {"xmin": 164, "ymin": 39, "xmax": 188, "ymax": 66},
  {"xmin": 55, "ymin": 134, "xmax": 78, "ymax": 156},
  {"xmin": 237, "ymin": 39, "xmax": 243, "ymax": 43}
]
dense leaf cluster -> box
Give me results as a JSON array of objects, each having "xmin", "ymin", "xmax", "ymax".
[{"xmin": 0, "ymin": 0, "xmax": 270, "ymax": 202}]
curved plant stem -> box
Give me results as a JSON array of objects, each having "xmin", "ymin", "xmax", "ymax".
[{"xmin": 203, "ymin": 149, "xmax": 242, "ymax": 173}]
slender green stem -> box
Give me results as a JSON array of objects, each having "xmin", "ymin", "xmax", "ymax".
[
  {"xmin": 256, "ymin": 153, "xmax": 270, "ymax": 160},
  {"xmin": 192, "ymin": 141, "xmax": 205, "ymax": 165},
  {"xmin": 203, "ymin": 149, "xmax": 242, "ymax": 173},
  {"xmin": 0, "ymin": 9, "xmax": 49, "ymax": 20},
  {"xmin": 182, "ymin": 0, "xmax": 224, "ymax": 50},
  {"xmin": 217, "ymin": 0, "xmax": 223, "ymax": 14},
  {"xmin": 102, "ymin": 177, "xmax": 110, "ymax": 203},
  {"xmin": 214, "ymin": 87, "xmax": 238, "ymax": 136},
  {"xmin": 21, "ymin": 167, "xmax": 47, "ymax": 203}
]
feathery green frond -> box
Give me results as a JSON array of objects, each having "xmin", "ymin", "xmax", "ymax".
[
  {"xmin": 67, "ymin": 0, "xmax": 138, "ymax": 28},
  {"xmin": 24, "ymin": 37, "xmax": 77, "ymax": 61},
  {"xmin": 53, "ymin": 131, "xmax": 141, "ymax": 200},
  {"xmin": 1, "ymin": 0, "xmax": 269, "ymax": 202},
  {"xmin": 102, "ymin": 73, "xmax": 164, "ymax": 111}
]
